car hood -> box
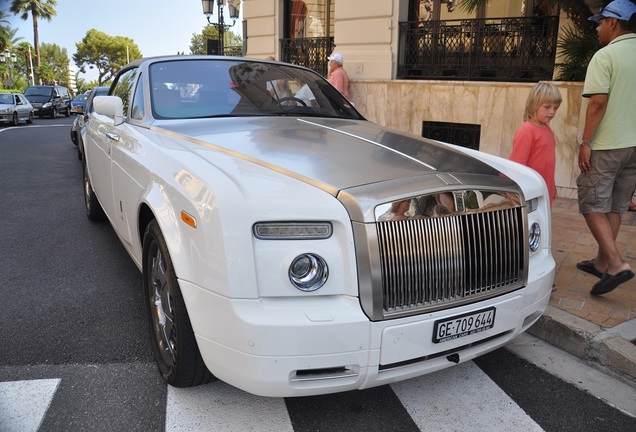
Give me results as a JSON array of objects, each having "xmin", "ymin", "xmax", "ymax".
[
  {"xmin": 0, "ymin": 103, "xmax": 15, "ymax": 108},
  {"xmin": 156, "ymin": 117, "xmax": 511, "ymax": 196}
]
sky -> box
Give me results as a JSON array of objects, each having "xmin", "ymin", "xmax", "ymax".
[{"xmin": 4, "ymin": 0, "xmax": 242, "ymax": 81}]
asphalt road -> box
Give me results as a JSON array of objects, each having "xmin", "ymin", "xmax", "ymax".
[{"xmin": 1, "ymin": 117, "xmax": 634, "ymax": 432}]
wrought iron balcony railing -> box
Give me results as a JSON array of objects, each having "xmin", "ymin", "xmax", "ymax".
[
  {"xmin": 280, "ymin": 37, "xmax": 336, "ymax": 77},
  {"xmin": 398, "ymin": 16, "xmax": 559, "ymax": 82}
]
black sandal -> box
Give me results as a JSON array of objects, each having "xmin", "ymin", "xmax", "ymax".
[
  {"xmin": 591, "ymin": 270, "xmax": 635, "ymax": 295},
  {"xmin": 576, "ymin": 259, "xmax": 603, "ymax": 278}
]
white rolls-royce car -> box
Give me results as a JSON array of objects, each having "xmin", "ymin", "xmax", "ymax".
[{"xmin": 83, "ymin": 56, "xmax": 554, "ymax": 397}]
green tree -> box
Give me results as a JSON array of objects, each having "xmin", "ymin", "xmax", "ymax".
[
  {"xmin": 0, "ymin": 27, "xmax": 25, "ymax": 89},
  {"xmin": 10, "ymin": 0, "xmax": 58, "ymax": 74},
  {"xmin": 35, "ymin": 63, "xmax": 53, "ymax": 84},
  {"xmin": 38, "ymin": 42, "xmax": 69, "ymax": 86},
  {"xmin": 0, "ymin": 10, "xmax": 12, "ymax": 49},
  {"xmin": 189, "ymin": 24, "xmax": 242, "ymax": 55},
  {"xmin": 73, "ymin": 29, "xmax": 142, "ymax": 85}
]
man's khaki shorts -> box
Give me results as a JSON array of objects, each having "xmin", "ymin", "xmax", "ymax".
[{"xmin": 577, "ymin": 147, "xmax": 636, "ymax": 214}]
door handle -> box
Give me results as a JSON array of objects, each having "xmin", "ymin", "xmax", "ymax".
[{"xmin": 106, "ymin": 131, "xmax": 120, "ymax": 142}]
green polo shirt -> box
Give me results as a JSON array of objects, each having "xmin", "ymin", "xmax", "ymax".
[{"xmin": 582, "ymin": 33, "xmax": 636, "ymax": 150}]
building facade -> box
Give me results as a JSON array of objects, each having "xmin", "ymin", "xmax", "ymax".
[{"xmin": 241, "ymin": 0, "xmax": 587, "ymax": 199}]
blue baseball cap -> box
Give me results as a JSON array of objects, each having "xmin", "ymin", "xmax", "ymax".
[{"xmin": 589, "ymin": 0, "xmax": 636, "ymax": 23}]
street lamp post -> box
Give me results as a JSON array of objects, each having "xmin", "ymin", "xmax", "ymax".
[
  {"xmin": 0, "ymin": 49, "xmax": 18, "ymax": 89},
  {"xmin": 201, "ymin": 0, "xmax": 240, "ymax": 55}
]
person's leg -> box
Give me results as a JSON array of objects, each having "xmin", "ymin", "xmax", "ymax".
[{"xmin": 583, "ymin": 211, "xmax": 629, "ymax": 275}]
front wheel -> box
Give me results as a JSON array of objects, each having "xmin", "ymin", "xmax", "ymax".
[
  {"xmin": 51, "ymin": 108, "xmax": 57, "ymax": 119},
  {"xmin": 11, "ymin": 112, "xmax": 18, "ymax": 126},
  {"xmin": 143, "ymin": 220, "xmax": 215, "ymax": 387},
  {"xmin": 26, "ymin": 112, "xmax": 33, "ymax": 124}
]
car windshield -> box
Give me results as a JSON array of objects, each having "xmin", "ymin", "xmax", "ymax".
[
  {"xmin": 24, "ymin": 87, "xmax": 52, "ymax": 97},
  {"xmin": 148, "ymin": 59, "xmax": 363, "ymax": 121},
  {"xmin": 0, "ymin": 94, "xmax": 13, "ymax": 104},
  {"xmin": 74, "ymin": 94, "xmax": 88, "ymax": 102}
]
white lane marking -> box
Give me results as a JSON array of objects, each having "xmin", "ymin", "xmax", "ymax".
[
  {"xmin": 392, "ymin": 362, "xmax": 545, "ymax": 432},
  {"xmin": 166, "ymin": 380, "xmax": 294, "ymax": 432},
  {"xmin": 0, "ymin": 378, "xmax": 60, "ymax": 432}
]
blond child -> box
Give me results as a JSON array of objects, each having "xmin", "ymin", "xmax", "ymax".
[{"xmin": 510, "ymin": 82, "xmax": 562, "ymax": 207}]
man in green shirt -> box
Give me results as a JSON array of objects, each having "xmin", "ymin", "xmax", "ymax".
[{"xmin": 576, "ymin": 0, "xmax": 636, "ymax": 295}]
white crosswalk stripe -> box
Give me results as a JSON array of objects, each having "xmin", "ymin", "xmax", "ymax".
[
  {"xmin": 0, "ymin": 379, "xmax": 60, "ymax": 432},
  {"xmin": 393, "ymin": 362, "xmax": 543, "ymax": 432},
  {"xmin": 166, "ymin": 381, "xmax": 294, "ymax": 432}
]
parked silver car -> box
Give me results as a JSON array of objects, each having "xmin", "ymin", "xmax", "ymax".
[{"xmin": 0, "ymin": 92, "xmax": 34, "ymax": 126}]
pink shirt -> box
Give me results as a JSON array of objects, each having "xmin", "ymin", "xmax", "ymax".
[
  {"xmin": 328, "ymin": 67, "xmax": 349, "ymax": 98},
  {"xmin": 510, "ymin": 121, "xmax": 557, "ymax": 206}
]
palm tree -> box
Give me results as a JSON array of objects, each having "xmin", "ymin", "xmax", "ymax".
[
  {"xmin": 10, "ymin": 0, "xmax": 57, "ymax": 72},
  {"xmin": 554, "ymin": 0, "xmax": 607, "ymax": 81},
  {"xmin": 0, "ymin": 10, "xmax": 12, "ymax": 49}
]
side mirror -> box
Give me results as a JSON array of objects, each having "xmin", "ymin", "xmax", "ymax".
[{"xmin": 93, "ymin": 96, "xmax": 124, "ymax": 126}]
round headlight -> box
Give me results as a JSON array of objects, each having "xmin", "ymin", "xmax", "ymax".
[
  {"xmin": 529, "ymin": 222, "xmax": 541, "ymax": 252},
  {"xmin": 288, "ymin": 253, "xmax": 328, "ymax": 292}
]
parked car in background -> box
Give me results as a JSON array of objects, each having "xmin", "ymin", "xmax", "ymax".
[
  {"xmin": 71, "ymin": 86, "xmax": 109, "ymax": 160},
  {"xmin": 83, "ymin": 55, "xmax": 555, "ymax": 397},
  {"xmin": 70, "ymin": 92, "xmax": 89, "ymax": 115},
  {"xmin": 24, "ymin": 85, "xmax": 71, "ymax": 118},
  {"xmin": 0, "ymin": 92, "xmax": 34, "ymax": 126}
]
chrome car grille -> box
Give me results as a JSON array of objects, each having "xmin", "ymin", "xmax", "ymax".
[{"xmin": 376, "ymin": 206, "xmax": 525, "ymax": 317}]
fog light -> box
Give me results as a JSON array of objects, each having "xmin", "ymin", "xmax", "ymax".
[
  {"xmin": 289, "ymin": 254, "xmax": 328, "ymax": 291},
  {"xmin": 529, "ymin": 222, "xmax": 541, "ymax": 252}
]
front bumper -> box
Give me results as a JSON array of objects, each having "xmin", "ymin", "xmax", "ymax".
[
  {"xmin": 34, "ymin": 107, "xmax": 54, "ymax": 117},
  {"xmin": 179, "ymin": 252, "xmax": 554, "ymax": 397}
]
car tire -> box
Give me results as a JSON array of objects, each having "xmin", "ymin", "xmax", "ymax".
[
  {"xmin": 83, "ymin": 161, "xmax": 106, "ymax": 221},
  {"xmin": 51, "ymin": 109, "xmax": 57, "ymax": 119},
  {"xmin": 26, "ymin": 112, "xmax": 33, "ymax": 124},
  {"xmin": 71, "ymin": 128, "xmax": 78, "ymax": 145},
  {"xmin": 77, "ymin": 139, "xmax": 83, "ymax": 161},
  {"xmin": 65, "ymin": 106, "xmax": 70, "ymax": 117},
  {"xmin": 143, "ymin": 220, "xmax": 216, "ymax": 388},
  {"xmin": 11, "ymin": 112, "xmax": 18, "ymax": 126}
]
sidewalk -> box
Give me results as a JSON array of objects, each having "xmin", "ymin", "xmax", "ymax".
[{"xmin": 527, "ymin": 197, "xmax": 636, "ymax": 384}]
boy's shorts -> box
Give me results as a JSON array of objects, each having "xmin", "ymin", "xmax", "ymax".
[{"xmin": 577, "ymin": 147, "xmax": 636, "ymax": 214}]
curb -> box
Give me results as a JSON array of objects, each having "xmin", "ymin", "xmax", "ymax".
[{"xmin": 528, "ymin": 305, "xmax": 636, "ymax": 384}]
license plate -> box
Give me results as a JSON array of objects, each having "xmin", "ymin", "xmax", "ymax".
[{"xmin": 433, "ymin": 307, "xmax": 496, "ymax": 343}]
